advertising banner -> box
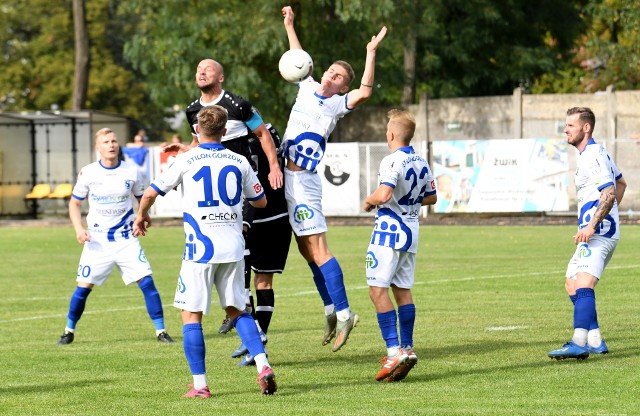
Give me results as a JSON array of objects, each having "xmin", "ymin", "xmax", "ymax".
[
  {"xmin": 432, "ymin": 139, "xmax": 569, "ymax": 213},
  {"xmin": 317, "ymin": 142, "xmax": 361, "ymax": 216}
]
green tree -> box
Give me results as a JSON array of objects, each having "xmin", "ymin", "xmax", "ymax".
[
  {"xmin": 534, "ymin": 0, "xmax": 640, "ymax": 93},
  {"xmin": 0, "ymin": 0, "xmax": 167, "ymax": 137}
]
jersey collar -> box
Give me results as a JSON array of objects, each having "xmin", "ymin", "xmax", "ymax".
[
  {"xmin": 198, "ymin": 143, "xmax": 225, "ymax": 151},
  {"xmin": 397, "ymin": 146, "xmax": 415, "ymax": 154},
  {"xmin": 580, "ymin": 138, "xmax": 597, "ymax": 154},
  {"xmin": 99, "ymin": 160, "xmax": 121, "ymax": 170}
]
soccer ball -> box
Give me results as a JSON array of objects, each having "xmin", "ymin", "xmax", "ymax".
[{"xmin": 278, "ymin": 49, "xmax": 313, "ymax": 83}]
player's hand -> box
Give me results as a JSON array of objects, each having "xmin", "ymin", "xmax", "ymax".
[
  {"xmin": 268, "ymin": 166, "xmax": 284, "ymax": 190},
  {"xmin": 363, "ymin": 202, "xmax": 376, "ymax": 212},
  {"xmin": 133, "ymin": 216, "xmax": 151, "ymax": 237},
  {"xmin": 573, "ymin": 225, "xmax": 595, "ymax": 245},
  {"xmin": 367, "ymin": 26, "xmax": 387, "ymax": 53},
  {"xmin": 76, "ymin": 230, "xmax": 91, "ymax": 244},
  {"xmin": 282, "ymin": 6, "xmax": 294, "ymax": 26},
  {"xmin": 161, "ymin": 142, "xmax": 189, "ymax": 153}
]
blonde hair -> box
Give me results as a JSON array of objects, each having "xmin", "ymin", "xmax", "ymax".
[
  {"xmin": 95, "ymin": 128, "xmax": 115, "ymax": 142},
  {"xmin": 334, "ymin": 60, "xmax": 355, "ymax": 85},
  {"xmin": 387, "ymin": 109, "xmax": 416, "ymax": 143},
  {"xmin": 197, "ymin": 105, "xmax": 228, "ymax": 138}
]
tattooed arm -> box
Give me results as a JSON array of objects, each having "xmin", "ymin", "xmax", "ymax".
[{"xmin": 573, "ymin": 185, "xmax": 616, "ymax": 244}]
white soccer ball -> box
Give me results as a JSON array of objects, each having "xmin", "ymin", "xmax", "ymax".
[{"xmin": 278, "ymin": 49, "xmax": 313, "ymax": 83}]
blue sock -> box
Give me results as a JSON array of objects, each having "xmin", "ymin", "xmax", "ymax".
[
  {"xmin": 574, "ymin": 288, "xmax": 596, "ymax": 330},
  {"xmin": 66, "ymin": 286, "xmax": 92, "ymax": 329},
  {"xmin": 138, "ymin": 276, "xmax": 165, "ymax": 330},
  {"xmin": 377, "ymin": 310, "xmax": 399, "ymax": 348},
  {"xmin": 398, "ymin": 304, "xmax": 416, "ymax": 348},
  {"xmin": 319, "ymin": 258, "xmax": 349, "ymax": 312},
  {"xmin": 233, "ymin": 312, "xmax": 265, "ymax": 356},
  {"xmin": 309, "ymin": 262, "xmax": 332, "ymax": 307},
  {"xmin": 183, "ymin": 323, "xmax": 206, "ymax": 375},
  {"xmin": 569, "ymin": 294, "xmax": 577, "ymax": 305}
]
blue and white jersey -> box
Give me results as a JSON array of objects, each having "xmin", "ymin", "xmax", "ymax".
[
  {"xmin": 150, "ymin": 143, "xmax": 264, "ymax": 264},
  {"xmin": 72, "ymin": 160, "xmax": 143, "ymax": 242},
  {"xmin": 282, "ymin": 77, "xmax": 352, "ymax": 172},
  {"xmin": 370, "ymin": 146, "xmax": 436, "ymax": 253},
  {"xmin": 575, "ymin": 138, "xmax": 623, "ymax": 239}
]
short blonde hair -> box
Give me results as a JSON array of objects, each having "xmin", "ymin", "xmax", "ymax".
[
  {"xmin": 334, "ymin": 60, "xmax": 355, "ymax": 85},
  {"xmin": 95, "ymin": 128, "xmax": 115, "ymax": 143},
  {"xmin": 387, "ymin": 109, "xmax": 416, "ymax": 143},
  {"xmin": 197, "ymin": 105, "xmax": 228, "ymax": 138}
]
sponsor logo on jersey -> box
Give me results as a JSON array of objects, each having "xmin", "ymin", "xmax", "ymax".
[
  {"xmin": 253, "ymin": 183, "xmax": 262, "ymax": 193},
  {"xmin": 200, "ymin": 212, "xmax": 239, "ymax": 222}
]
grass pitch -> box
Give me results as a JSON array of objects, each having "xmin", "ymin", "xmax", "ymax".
[{"xmin": 0, "ymin": 223, "xmax": 638, "ymax": 415}]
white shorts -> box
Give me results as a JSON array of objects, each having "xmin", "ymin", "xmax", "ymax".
[
  {"xmin": 566, "ymin": 236, "xmax": 618, "ymax": 280},
  {"xmin": 365, "ymin": 244, "xmax": 416, "ymax": 289},
  {"xmin": 173, "ymin": 260, "xmax": 245, "ymax": 315},
  {"xmin": 285, "ymin": 168, "xmax": 327, "ymax": 237},
  {"xmin": 76, "ymin": 234, "xmax": 152, "ymax": 286}
]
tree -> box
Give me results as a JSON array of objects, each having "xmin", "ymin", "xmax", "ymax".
[
  {"xmin": 0, "ymin": 0, "xmax": 168, "ymax": 137},
  {"xmin": 72, "ymin": 0, "xmax": 89, "ymax": 110}
]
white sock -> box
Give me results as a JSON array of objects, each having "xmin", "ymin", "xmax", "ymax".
[
  {"xmin": 572, "ymin": 328, "xmax": 588, "ymax": 347},
  {"xmin": 155, "ymin": 329, "xmax": 165, "ymax": 336},
  {"xmin": 64, "ymin": 327, "xmax": 75, "ymax": 334},
  {"xmin": 324, "ymin": 304, "xmax": 335, "ymax": 315},
  {"xmin": 336, "ymin": 308, "xmax": 350, "ymax": 322},
  {"xmin": 587, "ymin": 328, "xmax": 602, "ymax": 347},
  {"xmin": 254, "ymin": 353, "xmax": 269, "ymax": 371},
  {"xmin": 387, "ymin": 346, "xmax": 400, "ymax": 357},
  {"xmin": 193, "ymin": 374, "xmax": 207, "ymax": 390}
]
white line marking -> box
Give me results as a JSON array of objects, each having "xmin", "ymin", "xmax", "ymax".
[
  {"xmin": 2, "ymin": 264, "xmax": 638, "ymax": 324},
  {"xmin": 485, "ymin": 325, "xmax": 528, "ymax": 331}
]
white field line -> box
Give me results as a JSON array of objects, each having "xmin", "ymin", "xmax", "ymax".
[{"xmin": 1, "ymin": 264, "xmax": 638, "ymax": 325}]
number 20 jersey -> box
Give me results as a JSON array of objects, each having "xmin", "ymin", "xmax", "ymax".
[
  {"xmin": 371, "ymin": 146, "xmax": 436, "ymax": 253},
  {"xmin": 150, "ymin": 143, "xmax": 264, "ymax": 263}
]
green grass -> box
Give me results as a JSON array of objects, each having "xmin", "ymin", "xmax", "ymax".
[{"xmin": 1, "ymin": 224, "xmax": 639, "ymax": 415}]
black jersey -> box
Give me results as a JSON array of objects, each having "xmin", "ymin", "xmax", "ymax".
[
  {"xmin": 185, "ymin": 90, "xmax": 259, "ymax": 163},
  {"xmin": 249, "ymin": 123, "xmax": 288, "ymax": 221}
]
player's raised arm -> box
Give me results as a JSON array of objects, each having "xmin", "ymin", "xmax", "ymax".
[
  {"xmin": 347, "ymin": 26, "xmax": 387, "ymax": 109},
  {"xmin": 282, "ymin": 6, "xmax": 302, "ymax": 50}
]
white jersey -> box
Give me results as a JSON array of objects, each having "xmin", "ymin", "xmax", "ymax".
[
  {"xmin": 150, "ymin": 143, "xmax": 264, "ymax": 263},
  {"xmin": 72, "ymin": 160, "xmax": 143, "ymax": 242},
  {"xmin": 370, "ymin": 146, "xmax": 436, "ymax": 253},
  {"xmin": 282, "ymin": 77, "xmax": 352, "ymax": 172},
  {"xmin": 575, "ymin": 139, "xmax": 623, "ymax": 239}
]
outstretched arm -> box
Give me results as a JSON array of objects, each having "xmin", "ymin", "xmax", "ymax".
[
  {"xmin": 347, "ymin": 26, "xmax": 388, "ymax": 109},
  {"xmin": 282, "ymin": 6, "xmax": 302, "ymax": 49}
]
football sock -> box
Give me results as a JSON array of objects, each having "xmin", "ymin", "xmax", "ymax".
[
  {"xmin": 192, "ymin": 374, "xmax": 207, "ymax": 391},
  {"xmin": 398, "ymin": 304, "xmax": 416, "ymax": 348},
  {"xmin": 319, "ymin": 257, "xmax": 349, "ymax": 314},
  {"xmin": 234, "ymin": 312, "xmax": 265, "ymax": 357},
  {"xmin": 377, "ymin": 309, "xmax": 399, "ymax": 349},
  {"xmin": 254, "ymin": 353, "xmax": 269, "ymax": 371},
  {"xmin": 183, "ymin": 323, "xmax": 206, "ymax": 376},
  {"xmin": 66, "ymin": 286, "xmax": 92, "ymax": 329},
  {"xmin": 573, "ymin": 288, "xmax": 595, "ymax": 347},
  {"xmin": 309, "ymin": 262, "xmax": 333, "ymax": 307},
  {"xmin": 255, "ymin": 289, "xmax": 274, "ymax": 334},
  {"xmin": 571, "ymin": 293, "xmax": 601, "ymax": 338},
  {"xmin": 138, "ymin": 276, "xmax": 165, "ymax": 330}
]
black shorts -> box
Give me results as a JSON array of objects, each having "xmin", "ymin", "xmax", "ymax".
[{"xmin": 248, "ymin": 215, "xmax": 292, "ymax": 274}]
